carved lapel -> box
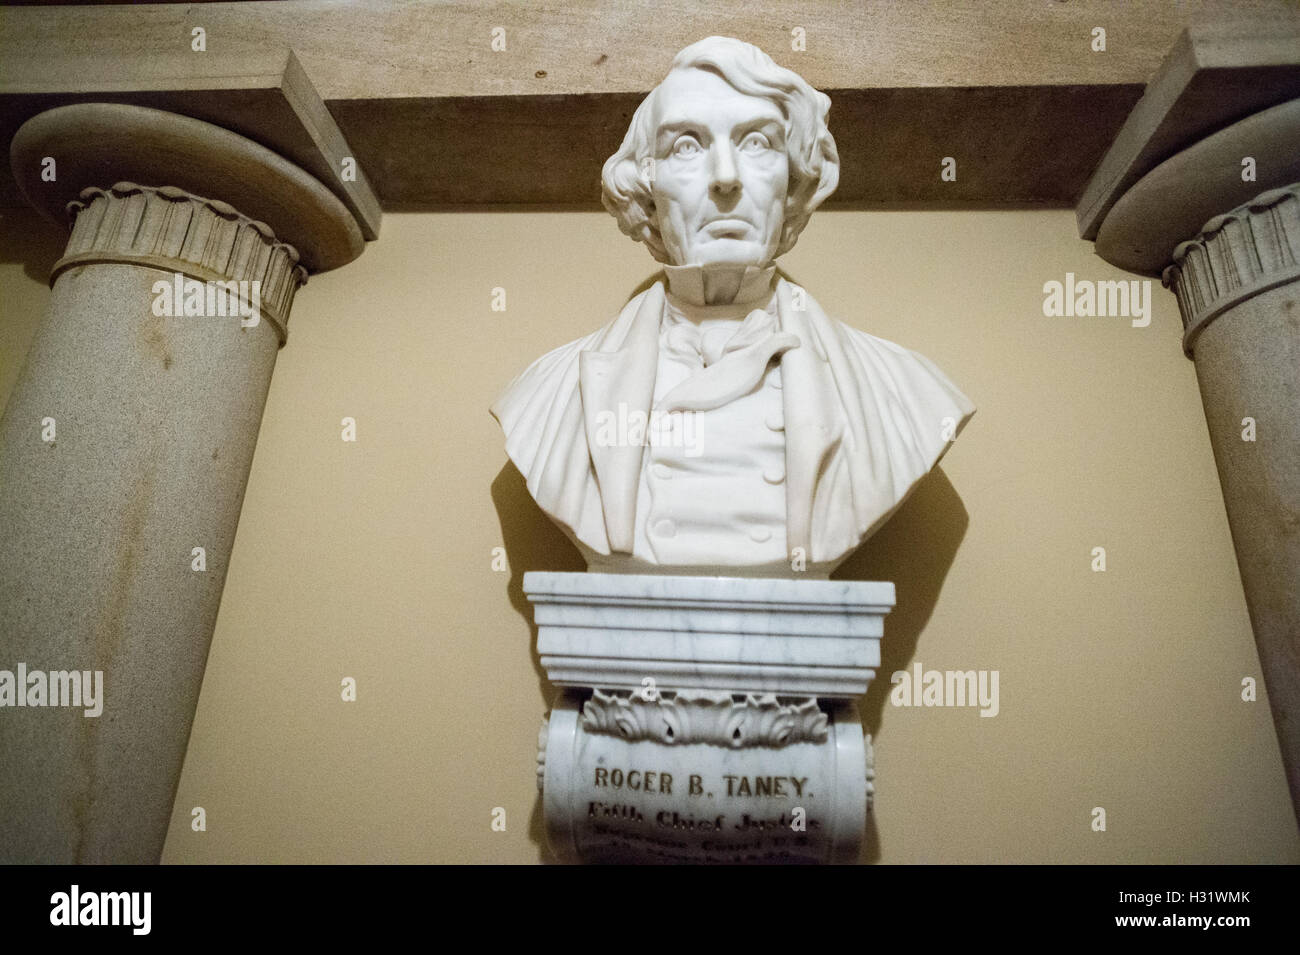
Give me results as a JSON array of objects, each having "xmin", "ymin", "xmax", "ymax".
[
  {"xmin": 579, "ymin": 282, "xmax": 664, "ymax": 553},
  {"xmin": 776, "ymin": 278, "xmax": 843, "ymax": 560}
]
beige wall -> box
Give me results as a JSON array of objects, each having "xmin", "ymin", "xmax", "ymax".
[{"xmin": 2, "ymin": 204, "xmax": 1295, "ymax": 863}]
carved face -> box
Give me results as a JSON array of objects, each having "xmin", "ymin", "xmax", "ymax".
[{"xmin": 650, "ymin": 67, "xmax": 789, "ymax": 269}]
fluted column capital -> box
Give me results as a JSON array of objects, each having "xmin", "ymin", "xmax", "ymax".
[
  {"xmin": 56, "ymin": 182, "xmax": 308, "ymax": 344},
  {"xmin": 10, "ymin": 102, "xmax": 364, "ymax": 274},
  {"xmin": 1163, "ymin": 184, "xmax": 1300, "ymax": 357}
]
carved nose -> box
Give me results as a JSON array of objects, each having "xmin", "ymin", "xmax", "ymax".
[{"xmin": 710, "ymin": 144, "xmax": 740, "ymax": 195}]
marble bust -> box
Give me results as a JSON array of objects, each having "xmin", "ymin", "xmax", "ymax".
[{"xmin": 493, "ymin": 36, "xmax": 975, "ymax": 576}]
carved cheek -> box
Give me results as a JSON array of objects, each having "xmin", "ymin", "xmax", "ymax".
[{"xmin": 654, "ymin": 170, "xmax": 698, "ymax": 217}]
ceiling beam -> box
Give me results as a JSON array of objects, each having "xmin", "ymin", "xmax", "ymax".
[{"xmin": 2, "ymin": 0, "xmax": 1297, "ymax": 209}]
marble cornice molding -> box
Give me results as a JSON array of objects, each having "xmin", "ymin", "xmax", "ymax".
[
  {"xmin": 528, "ymin": 572, "xmax": 894, "ymax": 699},
  {"xmin": 56, "ymin": 181, "xmax": 308, "ymax": 344},
  {"xmin": 1163, "ymin": 183, "xmax": 1300, "ymax": 356}
]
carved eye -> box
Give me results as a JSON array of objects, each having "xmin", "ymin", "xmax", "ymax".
[
  {"xmin": 672, "ymin": 135, "xmax": 702, "ymax": 158},
  {"xmin": 740, "ymin": 131, "xmax": 773, "ymax": 153}
]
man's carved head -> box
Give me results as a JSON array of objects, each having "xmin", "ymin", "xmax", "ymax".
[{"xmin": 601, "ymin": 36, "xmax": 840, "ymax": 269}]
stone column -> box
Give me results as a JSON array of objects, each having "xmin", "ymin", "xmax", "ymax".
[
  {"xmin": 1092, "ymin": 90, "xmax": 1300, "ymax": 825},
  {"xmin": 0, "ymin": 104, "xmax": 364, "ymax": 862},
  {"xmin": 1162, "ymin": 185, "xmax": 1300, "ymax": 821}
]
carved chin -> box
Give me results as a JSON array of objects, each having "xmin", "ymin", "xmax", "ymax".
[{"xmin": 676, "ymin": 238, "xmax": 777, "ymax": 269}]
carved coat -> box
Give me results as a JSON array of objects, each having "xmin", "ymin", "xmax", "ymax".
[{"xmin": 491, "ymin": 275, "xmax": 975, "ymax": 571}]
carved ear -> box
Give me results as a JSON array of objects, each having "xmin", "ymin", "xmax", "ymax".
[
  {"xmin": 806, "ymin": 143, "xmax": 840, "ymax": 213},
  {"xmin": 808, "ymin": 166, "xmax": 839, "ymax": 212},
  {"xmin": 777, "ymin": 178, "xmax": 820, "ymax": 256}
]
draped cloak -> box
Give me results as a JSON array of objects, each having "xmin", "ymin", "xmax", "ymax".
[{"xmin": 490, "ymin": 275, "xmax": 975, "ymax": 573}]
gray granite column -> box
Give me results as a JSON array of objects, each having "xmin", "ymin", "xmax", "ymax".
[
  {"xmin": 0, "ymin": 104, "xmax": 364, "ymax": 862},
  {"xmin": 1090, "ymin": 85, "xmax": 1300, "ymax": 827},
  {"xmin": 1162, "ymin": 184, "xmax": 1300, "ymax": 822}
]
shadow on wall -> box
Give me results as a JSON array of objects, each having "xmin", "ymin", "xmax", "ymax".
[
  {"xmin": 0, "ymin": 211, "xmax": 64, "ymax": 411},
  {"xmin": 835, "ymin": 467, "xmax": 968, "ymax": 741},
  {"xmin": 0, "ymin": 208, "xmax": 64, "ymax": 282},
  {"xmin": 490, "ymin": 462, "xmax": 585, "ymax": 864},
  {"xmin": 833, "ymin": 468, "xmax": 967, "ymax": 863},
  {"xmin": 490, "ymin": 462, "xmax": 584, "ymax": 710}
]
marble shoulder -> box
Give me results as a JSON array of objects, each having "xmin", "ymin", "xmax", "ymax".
[
  {"xmin": 489, "ymin": 329, "xmax": 599, "ymax": 428},
  {"xmin": 489, "ymin": 286, "xmax": 658, "ymax": 430},
  {"xmin": 826, "ymin": 309, "xmax": 977, "ymax": 422}
]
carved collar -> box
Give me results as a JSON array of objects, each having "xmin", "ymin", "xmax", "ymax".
[{"xmin": 662, "ymin": 262, "xmax": 777, "ymax": 311}]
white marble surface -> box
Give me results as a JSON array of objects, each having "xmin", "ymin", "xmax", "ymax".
[
  {"xmin": 542, "ymin": 691, "xmax": 869, "ymax": 864},
  {"xmin": 492, "ymin": 35, "xmax": 975, "ymax": 575},
  {"xmin": 527, "ymin": 572, "xmax": 893, "ymax": 698},
  {"xmin": 508, "ymin": 37, "xmax": 925, "ymax": 864}
]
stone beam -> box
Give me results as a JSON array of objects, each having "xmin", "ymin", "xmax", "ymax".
[
  {"xmin": 3, "ymin": 0, "xmax": 1298, "ymax": 207},
  {"xmin": 0, "ymin": 46, "xmax": 380, "ymax": 239},
  {"xmin": 1077, "ymin": 21, "xmax": 1300, "ymax": 243}
]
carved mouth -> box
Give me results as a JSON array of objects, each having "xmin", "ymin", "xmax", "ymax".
[{"xmin": 703, "ymin": 218, "xmax": 753, "ymax": 237}]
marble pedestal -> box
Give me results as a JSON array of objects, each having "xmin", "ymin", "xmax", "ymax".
[{"xmin": 526, "ymin": 572, "xmax": 894, "ymax": 864}]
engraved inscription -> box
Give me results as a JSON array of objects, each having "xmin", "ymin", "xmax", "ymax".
[
  {"xmin": 593, "ymin": 767, "xmax": 673, "ymax": 793},
  {"xmin": 580, "ymin": 762, "xmax": 828, "ymax": 863},
  {"xmin": 593, "ymin": 768, "xmax": 810, "ymax": 799}
]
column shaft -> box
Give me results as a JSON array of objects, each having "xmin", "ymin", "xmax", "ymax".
[
  {"xmin": 1165, "ymin": 185, "xmax": 1300, "ymax": 821},
  {"xmin": 0, "ymin": 183, "xmax": 303, "ymax": 862}
]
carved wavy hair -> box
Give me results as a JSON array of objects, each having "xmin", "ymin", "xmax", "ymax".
[{"xmin": 601, "ymin": 36, "xmax": 840, "ymax": 264}]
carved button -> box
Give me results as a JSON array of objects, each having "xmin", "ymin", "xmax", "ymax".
[
  {"xmin": 653, "ymin": 519, "xmax": 677, "ymax": 538},
  {"xmin": 749, "ymin": 527, "xmax": 772, "ymax": 543},
  {"xmin": 652, "ymin": 463, "xmax": 673, "ymax": 480},
  {"xmin": 763, "ymin": 467, "xmax": 785, "ymax": 485},
  {"xmin": 765, "ymin": 413, "xmax": 784, "ymax": 431}
]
